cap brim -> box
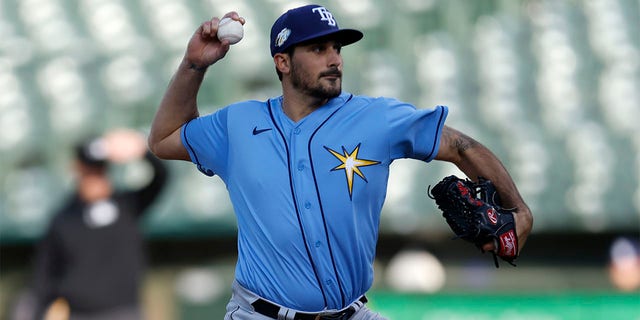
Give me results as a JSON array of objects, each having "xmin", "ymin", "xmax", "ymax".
[
  {"xmin": 329, "ymin": 29, "xmax": 364, "ymax": 46},
  {"xmin": 288, "ymin": 29, "xmax": 363, "ymax": 51}
]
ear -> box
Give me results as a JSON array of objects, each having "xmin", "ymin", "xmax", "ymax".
[{"xmin": 274, "ymin": 53, "xmax": 291, "ymax": 75}]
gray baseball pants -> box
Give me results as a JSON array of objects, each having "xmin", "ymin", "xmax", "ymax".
[{"xmin": 224, "ymin": 280, "xmax": 388, "ymax": 320}]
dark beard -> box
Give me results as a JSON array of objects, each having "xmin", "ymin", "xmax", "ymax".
[{"xmin": 290, "ymin": 62, "xmax": 341, "ymax": 99}]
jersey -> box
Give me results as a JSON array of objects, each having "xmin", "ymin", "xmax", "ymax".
[{"xmin": 181, "ymin": 92, "xmax": 448, "ymax": 312}]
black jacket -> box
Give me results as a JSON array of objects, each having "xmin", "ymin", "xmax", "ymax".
[{"xmin": 31, "ymin": 153, "xmax": 167, "ymax": 317}]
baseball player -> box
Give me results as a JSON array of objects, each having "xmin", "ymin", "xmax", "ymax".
[{"xmin": 148, "ymin": 4, "xmax": 533, "ymax": 320}]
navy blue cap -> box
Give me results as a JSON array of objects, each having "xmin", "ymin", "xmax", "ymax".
[{"xmin": 270, "ymin": 4, "xmax": 363, "ymax": 57}]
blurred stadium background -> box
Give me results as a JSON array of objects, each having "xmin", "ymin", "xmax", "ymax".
[{"xmin": 1, "ymin": 0, "xmax": 639, "ymax": 318}]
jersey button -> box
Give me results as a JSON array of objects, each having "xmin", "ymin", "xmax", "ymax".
[
  {"xmin": 297, "ymin": 161, "xmax": 305, "ymax": 171},
  {"xmin": 304, "ymin": 201, "xmax": 311, "ymax": 209},
  {"xmin": 294, "ymin": 127, "xmax": 301, "ymax": 135},
  {"xmin": 315, "ymin": 241, "xmax": 322, "ymax": 247}
]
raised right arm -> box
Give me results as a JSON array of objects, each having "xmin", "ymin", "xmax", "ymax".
[
  {"xmin": 148, "ymin": 12, "xmax": 245, "ymax": 161},
  {"xmin": 148, "ymin": 59, "xmax": 205, "ymax": 161}
]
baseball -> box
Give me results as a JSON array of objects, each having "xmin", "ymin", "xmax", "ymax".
[{"xmin": 217, "ymin": 17, "xmax": 244, "ymax": 45}]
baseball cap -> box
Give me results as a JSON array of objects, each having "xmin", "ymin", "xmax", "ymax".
[
  {"xmin": 75, "ymin": 137, "xmax": 108, "ymax": 167},
  {"xmin": 270, "ymin": 4, "xmax": 363, "ymax": 57}
]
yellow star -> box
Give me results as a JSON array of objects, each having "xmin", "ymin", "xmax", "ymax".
[{"xmin": 325, "ymin": 144, "xmax": 380, "ymax": 198}]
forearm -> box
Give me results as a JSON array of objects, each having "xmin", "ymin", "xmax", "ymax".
[
  {"xmin": 457, "ymin": 143, "xmax": 524, "ymax": 208},
  {"xmin": 148, "ymin": 58, "xmax": 206, "ymax": 159},
  {"xmin": 133, "ymin": 152, "xmax": 169, "ymax": 213},
  {"xmin": 459, "ymin": 145, "xmax": 533, "ymax": 250},
  {"xmin": 437, "ymin": 126, "xmax": 533, "ymax": 249}
]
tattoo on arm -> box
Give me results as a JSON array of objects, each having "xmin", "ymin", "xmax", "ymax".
[
  {"xmin": 454, "ymin": 132, "xmax": 477, "ymax": 153},
  {"xmin": 443, "ymin": 127, "xmax": 478, "ymax": 154}
]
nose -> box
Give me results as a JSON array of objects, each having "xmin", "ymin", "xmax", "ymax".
[{"xmin": 327, "ymin": 47, "xmax": 342, "ymax": 68}]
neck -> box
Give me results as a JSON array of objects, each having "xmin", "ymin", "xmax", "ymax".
[{"xmin": 281, "ymin": 86, "xmax": 329, "ymax": 122}]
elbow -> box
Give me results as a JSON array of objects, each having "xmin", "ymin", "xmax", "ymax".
[
  {"xmin": 147, "ymin": 136, "xmax": 161, "ymax": 157},
  {"xmin": 519, "ymin": 205, "xmax": 534, "ymax": 233},
  {"xmin": 521, "ymin": 203, "xmax": 533, "ymax": 222},
  {"xmin": 148, "ymin": 146, "xmax": 171, "ymax": 161},
  {"xmin": 525, "ymin": 207, "xmax": 534, "ymax": 231},
  {"xmin": 147, "ymin": 134, "xmax": 189, "ymax": 161},
  {"xmin": 147, "ymin": 137, "xmax": 169, "ymax": 160},
  {"xmin": 514, "ymin": 205, "xmax": 533, "ymax": 251}
]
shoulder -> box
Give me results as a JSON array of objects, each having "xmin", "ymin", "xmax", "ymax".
[
  {"xmin": 351, "ymin": 94, "xmax": 448, "ymax": 115},
  {"xmin": 198, "ymin": 100, "xmax": 268, "ymax": 115},
  {"xmin": 213, "ymin": 99, "xmax": 269, "ymax": 118},
  {"xmin": 346, "ymin": 95, "xmax": 427, "ymax": 117},
  {"xmin": 47, "ymin": 198, "xmax": 80, "ymax": 229},
  {"xmin": 346, "ymin": 93, "xmax": 383, "ymax": 104},
  {"xmin": 195, "ymin": 100, "xmax": 268, "ymax": 122},
  {"xmin": 347, "ymin": 94, "xmax": 448, "ymax": 127},
  {"xmin": 347, "ymin": 94, "xmax": 412, "ymax": 108},
  {"xmin": 222, "ymin": 99, "xmax": 273, "ymax": 122},
  {"xmin": 226, "ymin": 99, "xmax": 269, "ymax": 110},
  {"xmin": 54, "ymin": 196, "xmax": 79, "ymax": 216}
]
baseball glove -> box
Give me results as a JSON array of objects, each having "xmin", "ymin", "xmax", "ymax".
[{"xmin": 429, "ymin": 175, "xmax": 518, "ymax": 267}]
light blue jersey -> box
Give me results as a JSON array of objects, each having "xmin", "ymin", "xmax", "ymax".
[{"xmin": 181, "ymin": 92, "xmax": 448, "ymax": 312}]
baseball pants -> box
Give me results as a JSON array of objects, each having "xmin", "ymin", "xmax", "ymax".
[{"xmin": 224, "ymin": 280, "xmax": 388, "ymax": 320}]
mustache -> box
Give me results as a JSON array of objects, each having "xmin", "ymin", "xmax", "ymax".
[{"xmin": 319, "ymin": 69, "xmax": 342, "ymax": 78}]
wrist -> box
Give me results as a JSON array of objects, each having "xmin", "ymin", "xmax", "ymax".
[
  {"xmin": 189, "ymin": 63, "xmax": 208, "ymax": 72},
  {"xmin": 182, "ymin": 59, "xmax": 209, "ymax": 73}
]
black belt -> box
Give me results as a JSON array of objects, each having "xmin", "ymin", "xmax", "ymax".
[{"xmin": 251, "ymin": 296, "xmax": 367, "ymax": 320}]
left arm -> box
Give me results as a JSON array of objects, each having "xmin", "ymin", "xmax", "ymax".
[
  {"xmin": 435, "ymin": 125, "xmax": 533, "ymax": 251},
  {"xmin": 103, "ymin": 129, "xmax": 169, "ymax": 216},
  {"xmin": 131, "ymin": 152, "xmax": 168, "ymax": 214}
]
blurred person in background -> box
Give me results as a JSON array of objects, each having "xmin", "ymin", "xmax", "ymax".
[
  {"xmin": 28, "ymin": 129, "xmax": 168, "ymax": 320},
  {"xmin": 608, "ymin": 236, "xmax": 640, "ymax": 292}
]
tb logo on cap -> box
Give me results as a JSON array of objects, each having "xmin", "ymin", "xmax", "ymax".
[{"xmin": 312, "ymin": 7, "xmax": 336, "ymax": 26}]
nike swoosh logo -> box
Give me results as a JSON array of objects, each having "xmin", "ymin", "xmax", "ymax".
[{"xmin": 252, "ymin": 127, "xmax": 272, "ymax": 135}]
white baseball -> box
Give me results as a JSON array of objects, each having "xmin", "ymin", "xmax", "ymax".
[{"xmin": 217, "ymin": 17, "xmax": 244, "ymax": 45}]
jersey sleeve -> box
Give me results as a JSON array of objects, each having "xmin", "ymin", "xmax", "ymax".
[
  {"xmin": 385, "ymin": 98, "xmax": 448, "ymax": 162},
  {"xmin": 180, "ymin": 108, "xmax": 229, "ymax": 178}
]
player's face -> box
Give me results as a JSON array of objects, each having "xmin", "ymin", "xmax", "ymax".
[{"xmin": 290, "ymin": 40, "xmax": 343, "ymax": 99}]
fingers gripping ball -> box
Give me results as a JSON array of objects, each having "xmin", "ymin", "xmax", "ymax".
[
  {"xmin": 217, "ymin": 17, "xmax": 244, "ymax": 45},
  {"xmin": 429, "ymin": 175, "xmax": 519, "ymax": 267}
]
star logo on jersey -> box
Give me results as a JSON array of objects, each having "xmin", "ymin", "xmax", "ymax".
[{"xmin": 325, "ymin": 143, "xmax": 381, "ymax": 199}]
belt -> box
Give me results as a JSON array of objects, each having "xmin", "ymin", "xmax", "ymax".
[{"xmin": 251, "ymin": 296, "xmax": 367, "ymax": 320}]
